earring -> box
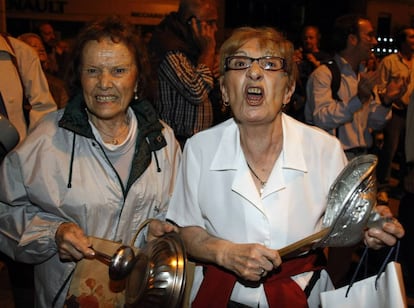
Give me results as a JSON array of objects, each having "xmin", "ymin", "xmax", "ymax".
[{"xmin": 134, "ymin": 90, "xmax": 139, "ymax": 101}]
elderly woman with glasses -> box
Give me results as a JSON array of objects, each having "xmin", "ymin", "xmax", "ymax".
[{"xmin": 166, "ymin": 27, "xmax": 404, "ymax": 307}]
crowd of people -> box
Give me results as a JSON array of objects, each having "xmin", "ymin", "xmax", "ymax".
[{"xmin": 0, "ymin": 0, "xmax": 412, "ymax": 307}]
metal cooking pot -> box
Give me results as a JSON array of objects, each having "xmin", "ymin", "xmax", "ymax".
[
  {"xmin": 316, "ymin": 154, "xmax": 379, "ymax": 247},
  {"xmin": 279, "ymin": 154, "xmax": 382, "ymax": 257},
  {"xmin": 124, "ymin": 231, "xmax": 187, "ymax": 308}
]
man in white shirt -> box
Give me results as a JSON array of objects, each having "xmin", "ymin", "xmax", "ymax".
[
  {"xmin": 0, "ymin": 32, "xmax": 56, "ymax": 308},
  {"xmin": 0, "ymin": 33, "xmax": 56, "ymax": 144}
]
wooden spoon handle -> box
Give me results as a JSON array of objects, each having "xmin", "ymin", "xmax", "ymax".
[{"xmin": 278, "ymin": 228, "xmax": 330, "ymax": 257}]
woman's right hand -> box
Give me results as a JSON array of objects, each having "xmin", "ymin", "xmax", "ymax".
[
  {"xmin": 218, "ymin": 242, "xmax": 282, "ymax": 281},
  {"xmin": 180, "ymin": 226, "xmax": 281, "ymax": 281},
  {"xmin": 55, "ymin": 222, "xmax": 94, "ymax": 261}
]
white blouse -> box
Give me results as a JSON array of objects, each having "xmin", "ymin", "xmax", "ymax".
[{"xmin": 167, "ymin": 114, "xmax": 348, "ymax": 306}]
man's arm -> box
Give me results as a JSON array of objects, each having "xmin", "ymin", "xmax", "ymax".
[
  {"xmin": 306, "ymin": 64, "xmax": 359, "ymax": 130},
  {"xmin": 160, "ymin": 51, "xmax": 214, "ymax": 105},
  {"xmin": 12, "ymin": 37, "xmax": 56, "ymax": 131}
]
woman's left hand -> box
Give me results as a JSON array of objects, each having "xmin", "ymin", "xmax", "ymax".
[
  {"xmin": 364, "ymin": 205, "xmax": 405, "ymax": 249},
  {"xmin": 147, "ymin": 219, "xmax": 178, "ymax": 242}
]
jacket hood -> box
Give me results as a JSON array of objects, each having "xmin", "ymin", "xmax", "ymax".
[{"xmin": 58, "ymin": 94, "xmax": 167, "ymax": 192}]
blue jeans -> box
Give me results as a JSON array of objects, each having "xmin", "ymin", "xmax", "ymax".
[{"xmin": 376, "ymin": 108, "xmax": 406, "ymax": 190}]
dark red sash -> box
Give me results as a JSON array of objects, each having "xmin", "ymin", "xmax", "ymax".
[{"xmin": 192, "ymin": 251, "xmax": 325, "ymax": 308}]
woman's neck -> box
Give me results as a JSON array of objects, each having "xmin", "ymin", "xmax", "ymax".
[
  {"xmin": 239, "ymin": 121, "xmax": 283, "ymax": 193},
  {"xmin": 88, "ymin": 110, "xmax": 130, "ymax": 145}
]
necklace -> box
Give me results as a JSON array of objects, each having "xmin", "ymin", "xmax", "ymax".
[
  {"xmin": 247, "ymin": 162, "xmax": 267, "ymax": 194},
  {"xmin": 97, "ymin": 121, "xmax": 130, "ymax": 145}
]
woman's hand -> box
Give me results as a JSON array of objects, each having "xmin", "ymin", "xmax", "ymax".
[
  {"xmin": 147, "ymin": 219, "xmax": 178, "ymax": 242},
  {"xmin": 55, "ymin": 222, "xmax": 94, "ymax": 261},
  {"xmin": 180, "ymin": 226, "xmax": 280, "ymax": 281},
  {"xmin": 218, "ymin": 242, "xmax": 282, "ymax": 281},
  {"xmin": 363, "ymin": 205, "xmax": 405, "ymax": 249}
]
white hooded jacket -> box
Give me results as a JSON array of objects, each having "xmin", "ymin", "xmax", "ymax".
[{"xmin": 0, "ymin": 95, "xmax": 181, "ymax": 307}]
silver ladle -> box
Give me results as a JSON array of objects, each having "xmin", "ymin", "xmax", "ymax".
[{"xmin": 92, "ymin": 245, "xmax": 136, "ymax": 280}]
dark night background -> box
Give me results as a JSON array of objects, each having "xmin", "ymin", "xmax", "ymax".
[
  {"xmin": 224, "ymin": 0, "xmax": 366, "ymax": 49},
  {"xmin": 5, "ymin": 0, "xmax": 393, "ymax": 53}
]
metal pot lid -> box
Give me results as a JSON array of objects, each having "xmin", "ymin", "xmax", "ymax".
[
  {"xmin": 125, "ymin": 232, "xmax": 187, "ymax": 308},
  {"xmin": 316, "ymin": 154, "xmax": 378, "ymax": 247}
]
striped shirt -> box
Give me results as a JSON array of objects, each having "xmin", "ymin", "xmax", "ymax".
[{"xmin": 155, "ymin": 50, "xmax": 214, "ymax": 138}]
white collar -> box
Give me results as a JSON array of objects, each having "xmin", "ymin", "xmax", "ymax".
[{"xmin": 210, "ymin": 114, "xmax": 308, "ymax": 174}]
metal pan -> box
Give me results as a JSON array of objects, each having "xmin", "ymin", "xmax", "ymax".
[
  {"xmin": 279, "ymin": 154, "xmax": 380, "ymax": 258},
  {"xmin": 125, "ymin": 232, "xmax": 187, "ymax": 308}
]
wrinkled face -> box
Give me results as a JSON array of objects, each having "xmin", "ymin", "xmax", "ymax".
[
  {"xmin": 220, "ymin": 38, "xmax": 293, "ymax": 126},
  {"xmin": 81, "ymin": 38, "xmax": 138, "ymax": 122},
  {"xmin": 23, "ymin": 36, "xmax": 47, "ymax": 63}
]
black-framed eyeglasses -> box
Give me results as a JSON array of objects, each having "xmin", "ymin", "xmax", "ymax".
[{"xmin": 225, "ymin": 56, "xmax": 286, "ymax": 72}]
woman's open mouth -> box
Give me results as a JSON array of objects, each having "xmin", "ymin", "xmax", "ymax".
[{"xmin": 246, "ymin": 86, "xmax": 264, "ymax": 105}]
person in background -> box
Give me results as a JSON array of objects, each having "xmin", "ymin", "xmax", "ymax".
[
  {"xmin": 375, "ymin": 25, "xmax": 414, "ymax": 205},
  {"xmin": 0, "ymin": 115, "xmax": 29, "ymax": 308},
  {"xmin": 305, "ymin": 14, "xmax": 406, "ymax": 288},
  {"xmin": 305, "ymin": 14, "xmax": 398, "ymax": 161},
  {"xmin": 288, "ymin": 25, "xmax": 331, "ymax": 121},
  {"xmin": 166, "ymin": 26, "xmax": 404, "ymax": 307},
  {"xmin": 36, "ymin": 21, "xmax": 70, "ymax": 79},
  {"xmin": 56, "ymin": 37, "xmax": 73, "ymax": 56},
  {"xmin": 0, "ymin": 31, "xmax": 57, "ymax": 308},
  {"xmin": 0, "ymin": 33, "xmax": 56, "ymax": 144},
  {"xmin": 365, "ymin": 51, "xmax": 379, "ymax": 72},
  {"xmin": 0, "ymin": 15, "xmax": 181, "ymax": 307},
  {"xmin": 148, "ymin": 0, "xmax": 229, "ymax": 148},
  {"xmin": 364, "ymin": 52, "xmax": 386, "ymax": 160},
  {"xmin": 18, "ymin": 33, "xmax": 69, "ymax": 109},
  {"xmin": 142, "ymin": 29, "xmax": 153, "ymax": 45}
]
